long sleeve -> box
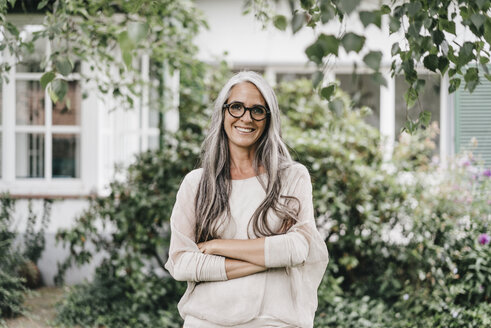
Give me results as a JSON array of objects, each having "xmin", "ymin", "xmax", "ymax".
[
  {"xmin": 264, "ymin": 164, "xmax": 327, "ymax": 268},
  {"xmin": 164, "ymin": 169, "xmax": 228, "ymax": 282}
]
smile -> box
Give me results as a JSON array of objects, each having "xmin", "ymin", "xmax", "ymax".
[{"xmin": 235, "ymin": 126, "xmax": 255, "ymax": 133}]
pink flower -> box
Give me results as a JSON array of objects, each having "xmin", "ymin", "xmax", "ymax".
[
  {"xmin": 483, "ymin": 169, "xmax": 491, "ymax": 177},
  {"xmin": 478, "ymin": 233, "xmax": 490, "ymax": 245}
]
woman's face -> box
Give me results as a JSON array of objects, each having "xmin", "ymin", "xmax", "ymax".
[{"xmin": 223, "ymin": 82, "xmax": 267, "ymax": 152}]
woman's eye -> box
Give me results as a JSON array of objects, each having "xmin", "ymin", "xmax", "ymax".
[
  {"xmin": 230, "ymin": 103, "xmax": 243, "ymax": 110},
  {"xmin": 252, "ymin": 107, "xmax": 265, "ymax": 114}
]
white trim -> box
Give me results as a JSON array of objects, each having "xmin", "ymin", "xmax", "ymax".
[
  {"xmin": 439, "ymin": 73, "xmax": 450, "ymax": 167},
  {"xmin": 2, "ymin": 50, "xmax": 15, "ymax": 184},
  {"xmin": 380, "ymin": 70, "xmax": 395, "ymax": 159},
  {"xmin": 140, "ymin": 54, "xmax": 150, "ymax": 151}
]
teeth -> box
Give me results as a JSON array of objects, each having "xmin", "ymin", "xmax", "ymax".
[{"xmin": 236, "ymin": 127, "xmax": 254, "ymax": 133}]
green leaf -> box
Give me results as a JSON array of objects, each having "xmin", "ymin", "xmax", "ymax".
[
  {"xmin": 128, "ymin": 22, "xmax": 149, "ymax": 44},
  {"xmin": 470, "ymin": 14, "xmax": 486, "ymax": 30},
  {"xmin": 359, "ymin": 11, "xmax": 381, "ymax": 28},
  {"xmin": 341, "ymin": 33, "xmax": 365, "ymax": 53},
  {"xmin": 414, "ymin": 79, "xmax": 425, "ymax": 94},
  {"xmin": 40, "ymin": 71, "xmax": 56, "ymax": 89},
  {"xmin": 458, "ymin": 42, "xmax": 475, "ymax": 66},
  {"xmin": 54, "ymin": 58, "xmax": 73, "ymax": 76},
  {"xmin": 8, "ymin": 0, "xmax": 16, "ymax": 8},
  {"xmin": 37, "ymin": 0, "xmax": 49, "ymax": 10},
  {"xmin": 50, "ymin": 79, "xmax": 68, "ymax": 103},
  {"xmin": 363, "ymin": 51, "xmax": 383, "ymax": 71},
  {"xmin": 306, "ymin": 34, "xmax": 339, "ymax": 64},
  {"xmin": 438, "ymin": 57, "xmax": 449, "ymax": 75},
  {"xmin": 5, "ymin": 22, "xmax": 19, "ymax": 37},
  {"xmin": 485, "ymin": 74, "xmax": 491, "ymax": 82},
  {"xmin": 404, "ymin": 87, "xmax": 418, "ymax": 108},
  {"xmin": 117, "ymin": 31, "xmax": 133, "ymax": 52},
  {"xmin": 292, "ymin": 13, "xmax": 305, "ymax": 34},
  {"xmin": 389, "ymin": 16, "xmax": 401, "ymax": 33},
  {"xmin": 423, "ymin": 54, "xmax": 438, "ymax": 72},
  {"xmin": 448, "ymin": 78, "xmax": 461, "ymax": 93},
  {"xmin": 300, "ymin": 0, "xmax": 315, "ymax": 10},
  {"xmin": 320, "ymin": 1, "xmax": 336, "ymax": 24},
  {"xmin": 464, "ymin": 67, "xmax": 479, "ymax": 92},
  {"xmin": 320, "ymin": 84, "xmax": 336, "ymax": 100},
  {"xmin": 439, "ymin": 20, "xmax": 456, "ymax": 35},
  {"xmin": 419, "ymin": 110, "xmax": 431, "ymax": 127},
  {"xmin": 391, "ymin": 42, "xmax": 400, "ymax": 56},
  {"xmin": 371, "ymin": 72, "xmax": 387, "ymax": 87},
  {"xmin": 273, "ymin": 15, "xmax": 288, "ymax": 31},
  {"xmin": 431, "ymin": 30, "xmax": 444, "ymax": 46},
  {"xmin": 380, "ymin": 5, "xmax": 391, "ymax": 15},
  {"xmin": 484, "ymin": 19, "xmax": 491, "ymax": 44},
  {"xmin": 123, "ymin": 51, "xmax": 132, "ymax": 69},
  {"xmin": 312, "ymin": 71, "xmax": 324, "ymax": 88},
  {"xmin": 338, "ymin": 0, "xmax": 361, "ymax": 14},
  {"xmin": 328, "ymin": 98, "xmax": 344, "ymax": 115},
  {"xmin": 407, "ymin": 2, "xmax": 422, "ymax": 16}
]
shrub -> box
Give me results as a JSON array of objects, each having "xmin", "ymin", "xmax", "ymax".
[
  {"xmin": 54, "ymin": 61, "xmax": 231, "ymax": 327},
  {"xmin": 0, "ymin": 195, "xmax": 26, "ymax": 321},
  {"xmin": 55, "ymin": 76, "xmax": 490, "ymax": 327},
  {"xmin": 276, "ymin": 79, "xmax": 490, "ymax": 327}
]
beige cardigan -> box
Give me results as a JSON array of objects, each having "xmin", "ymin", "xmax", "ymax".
[{"xmin": 164, "ymin": 163, "xmax": 329, "ymax": 327}]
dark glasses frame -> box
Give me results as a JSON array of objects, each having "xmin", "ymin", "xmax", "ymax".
[{"xmin": 222, "ymin": 101, "xmax": 270, "ymax": 121}]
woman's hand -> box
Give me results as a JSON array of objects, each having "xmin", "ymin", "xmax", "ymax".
[
  {"xmin": 197, "ymin": 238, "xmax": 265, "ymax": 267},
  {"xmin": 197, "ymin": 240, "xmax": 217, "ymax": 255}
]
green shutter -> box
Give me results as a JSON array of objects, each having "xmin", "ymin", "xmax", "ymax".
[{"xmin": 455, "ymin": 76, "xmax": 491, "ymax": 165}]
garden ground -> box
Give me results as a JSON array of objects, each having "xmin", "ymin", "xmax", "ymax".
[{"xmin": 5, "ymin": 287, "xmax": 65, "ymax": 328}]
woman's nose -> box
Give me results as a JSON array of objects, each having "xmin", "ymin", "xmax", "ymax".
[{"xmin": 240, "ymin": 109, "xmax": 253, "ymax": 122}]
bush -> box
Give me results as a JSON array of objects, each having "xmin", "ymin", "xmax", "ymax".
[
  {"xmin": 277, "ymin": 79, "xmax": 490, "ymax": 327},
  {"xmin": 54, "ymin": 61, "xmax": 231, "ymax": 327},
  {"xmin": 0, "ymin": 195, "xmax": 26, "ymax": 321},
  {"xmin": 55, "ymin": 76, "xmax": 490, "ymax": 327}
]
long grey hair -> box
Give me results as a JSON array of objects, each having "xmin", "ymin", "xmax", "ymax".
[{"xmin": 194, "ymin": 71, "xmax": 299, "ymax": 243}]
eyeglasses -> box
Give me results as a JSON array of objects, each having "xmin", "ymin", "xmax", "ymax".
[{"xmin": 223, "ymin": 102, "xmax": 270, "ymax": 121}]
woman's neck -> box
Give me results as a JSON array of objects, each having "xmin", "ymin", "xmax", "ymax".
[{"xmin": 229, "ymin": 146, "xmax": 263, "ymax": 180}]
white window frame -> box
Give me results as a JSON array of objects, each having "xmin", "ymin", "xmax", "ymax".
[{"xmin": 0, "ymin": 16, "xmax": 99, "ymax": 197}]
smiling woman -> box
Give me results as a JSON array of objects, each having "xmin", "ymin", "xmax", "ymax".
[{"xmin": 165, "ymin": 71, "xmax": 329, "ymax": 328}]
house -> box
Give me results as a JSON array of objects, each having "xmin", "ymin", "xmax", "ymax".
[{"xmin": 1, "ymin": 0, "xmax": 489, "ymax": 285}]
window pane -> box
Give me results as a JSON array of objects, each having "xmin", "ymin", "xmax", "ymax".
[
  {"xmin": 16, "ymin": 27, "xmax": 46, "ymax": 73},
  {"xmin": 16, "ymin": 133, "xmax": 45, "ymax": 178},
  {"xmin": 52, "ymin": 81, "xmax": 81, "ymax": 125},
  {"xmin": 276, "ymin": 72, "xmax": 313, "ymax": 83},
  {"xmin": 148, "ymin": 135, "xmax": 160, "ymax": 150},
  {"xmin": 395, "ymin": 74, "xmax": 440, "ymax": 143},
  {"xmin": 52, "ymin": 134, "xmax": 80, "ymax": 178},
  {"xmin": 16, "ymin": 80, "xmax": 45, "ymax": 125},
  {"xmin": 337, "ymin": 73, "xmax": 381, "ymax": 128}
]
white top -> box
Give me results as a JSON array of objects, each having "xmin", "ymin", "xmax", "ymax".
[{"xmin": 164, "ymin": 163, "xmax": 329, "ymax": 328}]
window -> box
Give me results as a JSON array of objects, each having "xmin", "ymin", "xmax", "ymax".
[
  {"xmin": 395, "ymin": 74, "xmax": 440, "ymax": 147},
  {"xmin": 337, "ymin": 73, "xmax": 381, "ymax": 129},
  {"xmin": 13, "ymin": 26, "xmax": 81, "ymax": 180}
]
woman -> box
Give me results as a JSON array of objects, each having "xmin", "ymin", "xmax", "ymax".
[{"xmin": 165, "ymin": 71, "xmax": 328, "ymax": 327}]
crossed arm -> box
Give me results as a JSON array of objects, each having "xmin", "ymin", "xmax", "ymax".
[{"xmin": 197, "ymin": 238, "xmax": 267, "ymax": 279}]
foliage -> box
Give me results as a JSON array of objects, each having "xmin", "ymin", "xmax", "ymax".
[
  {"xmin": 23, "ymin": 199, "xmax": 51, "ymax": 264},
  {"xmin": 0, "ymin": 195, "xmax": 26, "ymax": 321},
  {"xmin": 276, "ymin": 78, "xmax": 491, "ymax": 327},
  {"xmin": 54, "ymin": 62, "xmax": 231, "ymax": 327},
  {"xmin": 247, "ymin": 0, "xmax": 491, "ymax": 132},
  {"xmin": 55, "ymin": 261, "xmax": 184, "ymax": 328},
  {"xmin": 0, "ymin": 0, "xmax": 206, "ymax": 108},
  {"xmin": 55, "ymin": 75, "xmax": 490, "ymax": 327}
]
